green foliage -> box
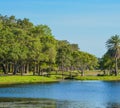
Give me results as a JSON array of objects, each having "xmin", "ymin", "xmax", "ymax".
[
  {"xmin": 72, "ymin": 51, "xmax": 98, "ymax": 76},
  {"xmin": 105, "ymin": 35, "xmax": 120, "ymax": 76},
  {"xmin": 56, "ymin": 40, "xmax": 73, "ymax": 69},
  {"xmin": 0, "ymin": 14, "xmax": 98, "ymax": 76},
  {"xmin": 99, "ymin": 53, "xmax": 114, "ymax": 70}
]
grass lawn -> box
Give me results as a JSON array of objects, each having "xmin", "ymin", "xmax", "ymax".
[
  {"xmin": 0, "ymin": 71, "xmax": 120, "ymax": 86},
  {"xmin": 75, "ymin": 75, "xmax": 120, "ymax": 81},
  {"xmin": 0, "ymin": 76, "xmax": 58, "ymax": 85}
]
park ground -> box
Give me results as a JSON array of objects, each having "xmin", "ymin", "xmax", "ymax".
[{"xmin": 0, "ymin": 70, "xmax": 120, "ymax": 86}]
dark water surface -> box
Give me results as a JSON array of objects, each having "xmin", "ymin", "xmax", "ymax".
[{"xmin": 0, "ymin": 81, "xmax": 120, "ymax": 108}]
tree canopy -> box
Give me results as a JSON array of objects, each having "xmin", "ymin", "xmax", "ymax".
[
  {"xmin": 0, "ymin": 14, "xmax": 98, "ymax": 76},
  {"xmin": 99, "ymin": 35, "xmax": 120, "ymax": 76}
]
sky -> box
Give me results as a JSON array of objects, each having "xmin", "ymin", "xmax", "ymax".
[{"xmin": 0, "ymin": 0, "xmax": 120, "ymax": 57}]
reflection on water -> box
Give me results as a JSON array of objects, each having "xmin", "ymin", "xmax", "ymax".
[
  {"xmin": 0, "ymin": 98, "xmax": 57, "ymax": 108},
  {"xmin": 106, "ymin": 103, "xmax": 120, "ymax": 108},
  {"xmin": 0, "ymin": 81, "xmax": 120, "ymax": 108},
  {"xmin": 0, "ymin": 98, "xmax": 120, "ymax": 108}
]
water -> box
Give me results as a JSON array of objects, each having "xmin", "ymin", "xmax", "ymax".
[{"xmin": 0, "ymin": 81, "xmax": 120, "ymax": 108}]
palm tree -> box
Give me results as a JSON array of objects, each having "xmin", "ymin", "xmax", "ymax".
[{"xmin": 106, "ymin": 35, "xmax": 120, "ymax": 76}]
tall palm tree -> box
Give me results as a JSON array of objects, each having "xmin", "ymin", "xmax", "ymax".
[{"xmin": 106, "ymin": 35, "xmax": 120, "ymax": 76}]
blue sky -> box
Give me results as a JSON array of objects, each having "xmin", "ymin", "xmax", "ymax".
[{"xmin": 0, "ymin": 0, "xmax": 120, "ymax": 57}]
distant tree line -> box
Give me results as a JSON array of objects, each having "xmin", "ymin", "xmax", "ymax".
[{"xmin": 0, "ymin": 15, "xmax": 98, "ymax": 76}]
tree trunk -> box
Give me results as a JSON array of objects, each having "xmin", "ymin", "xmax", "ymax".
[
  {"xmin": 61, "ymin": 65, "xmax": 64, "ymax": 79},
  {"xmin": 37, "ymin": 63, "xmax": 39, "ymax": 75},
  {"xmin": 21, "ymin": 65, "xmax": 23, "ymax": 76},
  {"xmin": 8, "ymin": 63, "xmax": 11, "ymax": 73},
  {"xmin": 69, "ymin": 71, "xmax": 72, "ymax": 78},
  {"xmin": 23, "ymin": 64, "xmax": 25, "ymax": 73},
  {"xmin": 38, "ymin": 64, "xmax": 41, "ymax": 76},
  {"xmin": 25, "ymin": 63, "xmax": 29, "ymax": 73},
  {"xmin": 13, "ymin": 63, "xmax": 19, "ymax": 75},
  {"xmin": 1, "ymin": 64, "xmax": 7, "ymax": 74},
  {"xmin": 47, "ymin": 63, "xmax": 51, "ymax": 77},
  {"xmin": 6, "ymin": 63, "xmax": 9, "ymax": 74},
  {"xmin": 115, "ymin": 57, "xmax": 118, "ymax": 76},
  {"xmin": 11, "ymin": 64, "xmax": 14, "ymax": 74},
  {"xmin": 33, "ymin": 62, "xmax": 36, "ymax": 75},
  {"xmin": 20, "ymin": 64, "xmax": 25, "ymax": 76},
  {"xmin": 81, "ymin": 69, "xmax": 84, "ymax": 76}
]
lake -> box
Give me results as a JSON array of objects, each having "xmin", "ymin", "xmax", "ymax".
[{"xmin": 0, "ymin": 81, "xmax": 120, "ymax": 108}]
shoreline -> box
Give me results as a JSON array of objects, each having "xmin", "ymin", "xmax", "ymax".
[
  {"xmin": 74, "ymin": 75, "xmax": 120, "ymax": 81},
  {"xmin": 0, "ymin": 75, "xmax": 120, "ymax": 86}
]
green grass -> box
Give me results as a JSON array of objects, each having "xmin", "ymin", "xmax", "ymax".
[
  {"xmin": 75, "ymin": 76, "xmax": 120, "ymax": 81},
  {"xmin": 0, "ymin": 76, "xmax": 58, "ymax": 85},
  {"xmin": 50, "ymin": 70, "xmax": 120, "ymax": 81},
  {"xmin": 0, "ymin": 70, "xmax": 120, "ymax": 86}
]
